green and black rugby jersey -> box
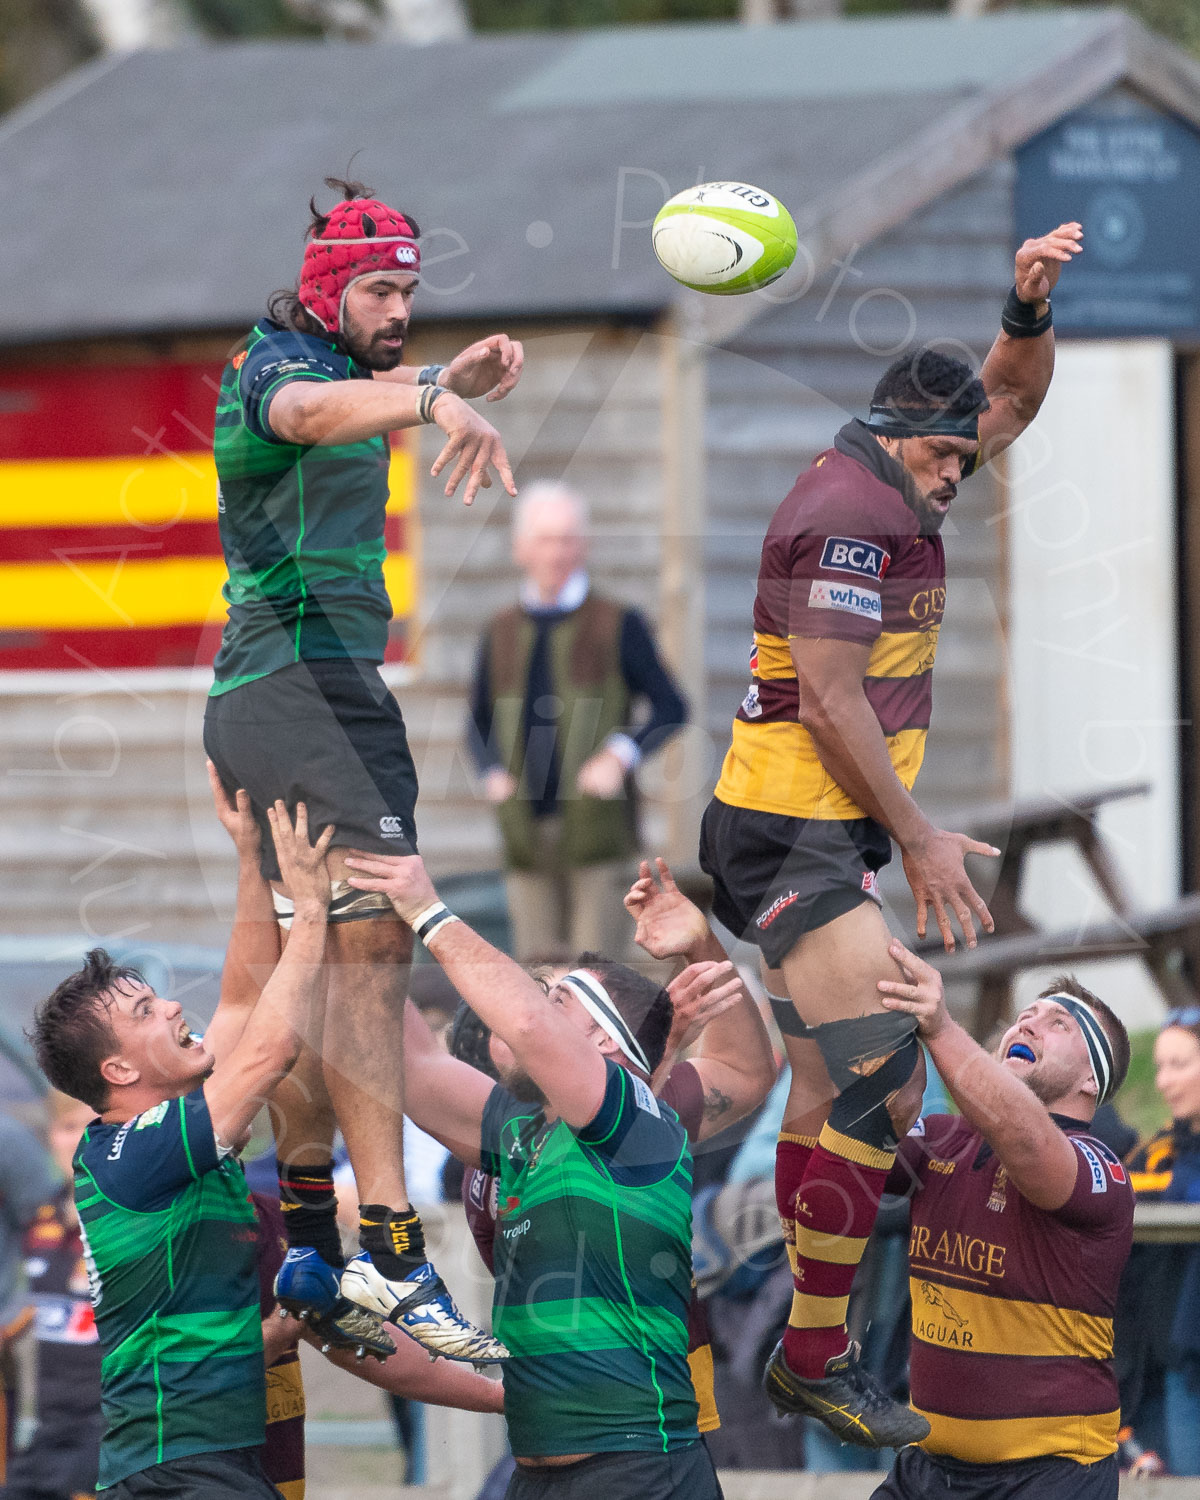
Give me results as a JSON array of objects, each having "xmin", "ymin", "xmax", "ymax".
[
  {"xmin": 210, "ymin": 319, "xmax": 392, "ymax": 694},
  {"xmin": 73, "ymin": 1089, "xmax": 264, "ymax": 1489},
  {"xmin": 481, "ymin": 1059, "xmax": 701, "ymax": 1458}
]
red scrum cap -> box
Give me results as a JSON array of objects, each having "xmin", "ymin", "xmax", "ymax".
[{"xmin": 298, "ymin": 197, "xmax": 420, "ymax": 335}]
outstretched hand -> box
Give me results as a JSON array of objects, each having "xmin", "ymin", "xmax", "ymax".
[
  {"xmin": 443, "ymin": 334, "xmax": 524, "ymax": 403},
  {"xmin": 878, "ymin": 938, "xmax": 951, "ymax": 1042},
  {"xmin": 665, "ymin": 960, "xmax": 744, "ymax": 1058},
  {"xmin": 207, "ymin": 759, "xmax": 260, "ymax": 862},
  {"xmin": 344, "ymin": 850, "xmax": 438, "ymax": 925},
  {"xmin": 624, "ymin": 857, "xmax": 709, "ymax": 960},
  {"xmin": 430, "ymin": 393, "xmax": 517, "ymax": 505},
  {"xmin": 901, "ymin": 827, "xmax": 998, "ymax": 952},
  {"xmin": 1014, "ymin": 222, "xmax": 1082, "ymax": 305}
]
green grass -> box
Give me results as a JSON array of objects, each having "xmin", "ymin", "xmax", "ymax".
[{"xmin": 1114, "ymin": 1029, "xmax": 1170, "ymax": 1146}]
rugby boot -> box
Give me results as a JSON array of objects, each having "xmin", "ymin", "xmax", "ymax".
[
  {"xmin": 339, "ymin": 1252, "xmax": 509, "ymax": 1365},
  {"xmin": 273, "ymin": 1246, "xmax": 396, "ymax": 1362},
  {"xmin": 763, "ymin": 1338, "xmax": 931, "ymax": 1449}
]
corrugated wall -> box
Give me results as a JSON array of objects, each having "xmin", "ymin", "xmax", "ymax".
[{"xmin": 703, "ymin": 165, "xmax": 1016, "ymax": 924}]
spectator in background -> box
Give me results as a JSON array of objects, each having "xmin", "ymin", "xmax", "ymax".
[
  {"xmin": 1, "ymin": 1092, "xmax": 99, "ymax": 1500},
  {"xmin": 467, "ymin": 482, "xmax": 688, "ymax": 960},
  {"xmin": 0, "ymin": 1105, "xmax": 59, "ymax": 1477},
  {"xmin": 1118, "ymin": 1006, "xmax": 1200, "ymax": 1477}
]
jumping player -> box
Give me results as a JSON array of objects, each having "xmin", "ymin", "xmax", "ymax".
[
  {"xmin": 202, "ymin": 177, "xmax": 521, "ymax": 1361},
  {"xmin": 698, "ymin": 223, "xmax": 1084, "ymax": 1442},
  {"xmin": 873, "ymin": 949, "xmax": 1132, "ymax": 1499}
]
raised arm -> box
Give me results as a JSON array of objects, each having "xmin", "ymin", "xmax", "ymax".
[
  {"xmin": 204, "ymin": 802, "xmax": 331, "ymax": 1151},
  {"xmin": 400, "ymin": 997, "xmax": 492, "ymax": 1169},
  {"xmin": 877, "ymin": 940, "xmax": 1079, "ymax": 1210},
  {"xmin": 266, "ymin": 381, "xmax": 515, "ymax": 505},
  {"xmin": 974, "ymin": 222, "xmax": 1082, "ymax": 463},
  {"xmin": 202, "ymin": 761, "xmax": 282, "ymax": 1067},
  {"xmin": 344, "ymin": 854, "xmax": 609, "ymax": 1129},
  {"xmin": 627, "ymin": 858, "xmax": 776, "ymax": 1142},
  {"xmin": 371, "ymin": 334, "xmax": 524, "ymax": 404}
]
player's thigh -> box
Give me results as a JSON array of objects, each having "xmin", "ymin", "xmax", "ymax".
[
  {"xmin": 325, "ymin": 908, "xmax": 413, "ymax": 970},
  {"xmin": 779, "ymin": 898, "xmax": 904, "ymax": 1026},
  {"xmin": 204, "ymin": 661, "xmax": 419, "ymax": 881}
]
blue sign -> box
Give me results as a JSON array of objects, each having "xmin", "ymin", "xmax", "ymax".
[{"xmin": 1016, "ymin": 89, "xmax": 1200, "ymax": 336}]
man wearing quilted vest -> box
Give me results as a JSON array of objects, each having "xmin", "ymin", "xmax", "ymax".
[{"xmin": 468, "ymin": 483, "xmax": 688, "ymax": 960}]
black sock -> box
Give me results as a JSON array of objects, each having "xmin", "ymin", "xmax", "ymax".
[
  {"xmin": 358, "ymin": 1204, "xmax": 427, "ymax": 1279},
  {"xmin": 277, "ymin": 1158, "xmax": 344, "ymax": 1269}
]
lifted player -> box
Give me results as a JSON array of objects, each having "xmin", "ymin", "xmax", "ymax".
[
  {"xmin": 203, "ymin": 177, "xmax": 521, "ymax": 1362},
  {"xmin": 698, "ymin": 224, "xmax": 1083, "ymax": 1443}
]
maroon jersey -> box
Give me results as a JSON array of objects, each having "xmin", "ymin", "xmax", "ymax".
[
  {"xmin": 253, "ymin": 1193, "xmax": 305, "ymax": 1500},
  {"xmin": 715, "ymin": 420, "xmax": 947, "ymax": 821},
  {"xmin": 891, "ymin": 1114, "xmax": 1133, "ymax": 1466},
  {"xmin": 462, "ymin": 1061, "xmax": 718, "ymax": 1432}
]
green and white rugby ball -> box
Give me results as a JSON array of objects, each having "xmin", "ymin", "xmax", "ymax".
[{"xmin": 652, "ymin": 181, "xmax": 797, "ymax": 295}]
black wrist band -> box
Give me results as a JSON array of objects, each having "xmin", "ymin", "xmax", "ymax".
[
  {"xmin": 412, "ymin": 901, "xmax": 459, "ymax": 944},
  {"xmin": 1001, "ymin": 284, "xmax": 1053, "ymax": 339},
  {"xmin": 417, "ymin": 364, "xmax": 446, "ymax": 386},
  {"xmin": 417, "ymin": 384, "xmax": 447, "ymax": 423}
]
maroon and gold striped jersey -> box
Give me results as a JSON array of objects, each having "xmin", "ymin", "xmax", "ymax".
[
  {"xmin": 890, "ymin": 1113, "xmax": 1133, "ymax": 1467},
  {"xmin": 715, "ymin": 420, "xmax": 945, "ymax": 821}
]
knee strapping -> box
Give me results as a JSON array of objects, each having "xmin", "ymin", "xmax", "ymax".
[
  {"xmin": 768, "ymin": 993, "xmax": 809, "ymax": 1038},
  {"xmin": 272, "ymin": 881, "xmax": 394, "ymax": 930},
  {"xmin": 808, "ymin": 1012, "xmax": 920, "ymax": 1152}
]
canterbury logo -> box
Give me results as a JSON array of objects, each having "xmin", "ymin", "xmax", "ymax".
[{"xmin": 379, "ymin": 816, "xmax": 406, "ymax": 837}]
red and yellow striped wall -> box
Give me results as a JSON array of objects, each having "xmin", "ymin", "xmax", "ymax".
[{"xmin": 0, "ymin": 361, "xmax": 414, "ymax": 671}]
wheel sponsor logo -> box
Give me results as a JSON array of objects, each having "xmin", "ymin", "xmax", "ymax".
[{"xmin": 808, "ymin": 580, "xmax": 882, "ymax": 622}]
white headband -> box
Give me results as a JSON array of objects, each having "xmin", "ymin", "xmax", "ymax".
[
  {"xmin": 559, "ymin": 969, "xmax": 651, "ymax": 1075},
  {"xmin": 1047, "ymin": 994, "xmax": 1115, "ymax": 1105}
]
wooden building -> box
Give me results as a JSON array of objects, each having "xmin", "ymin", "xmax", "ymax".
[{"xmin": 1, "ymin": 10, "xmax": 1198, "ymax": 974}]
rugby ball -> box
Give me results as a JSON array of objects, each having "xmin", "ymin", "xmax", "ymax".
[{"xmin": 652, "ymin": 182, "xmax": 797, "ymax": 295}]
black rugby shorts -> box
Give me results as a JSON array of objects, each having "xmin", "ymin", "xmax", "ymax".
[
  {"xmin": 505, "ymin": 1443, "xmax": 723, "ymax": 1500},
  {"xmin": 203, "ymin": 658, "xmax": 419, "ymax": 882},
  {"xmin": 871, "ymin": 1446, "xmax": 1118, "ymax": 1500},
  {"xmin": 104, "ymin": 1448, "xmax": 284, "ymax": 1500},
  {"xmin": 698, "ymin": 797, "xmax": 891, "ymax": 969}
]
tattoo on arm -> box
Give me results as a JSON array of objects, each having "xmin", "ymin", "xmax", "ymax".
[{"xmin": 703, "ymin": 1085, "xmax": 733, "ymax": 1122}]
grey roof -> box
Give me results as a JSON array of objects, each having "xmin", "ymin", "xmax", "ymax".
[{"xmin": 0, "ymin": 7, "xmax": 1195, "ymax": 344}]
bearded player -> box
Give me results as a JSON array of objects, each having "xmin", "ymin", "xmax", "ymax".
[
  {"xmin": 698, "ymin": 223, "xmax": 1083, "ymax": 1443},
  {"xmin": 203, "ymin": 177, "xmax": 521, "ymax": 1362}
]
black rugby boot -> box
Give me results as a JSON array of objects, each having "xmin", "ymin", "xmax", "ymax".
[{"xmin": 763, "ymin": 1338, "xmax": 931, "ymax": 1449}]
